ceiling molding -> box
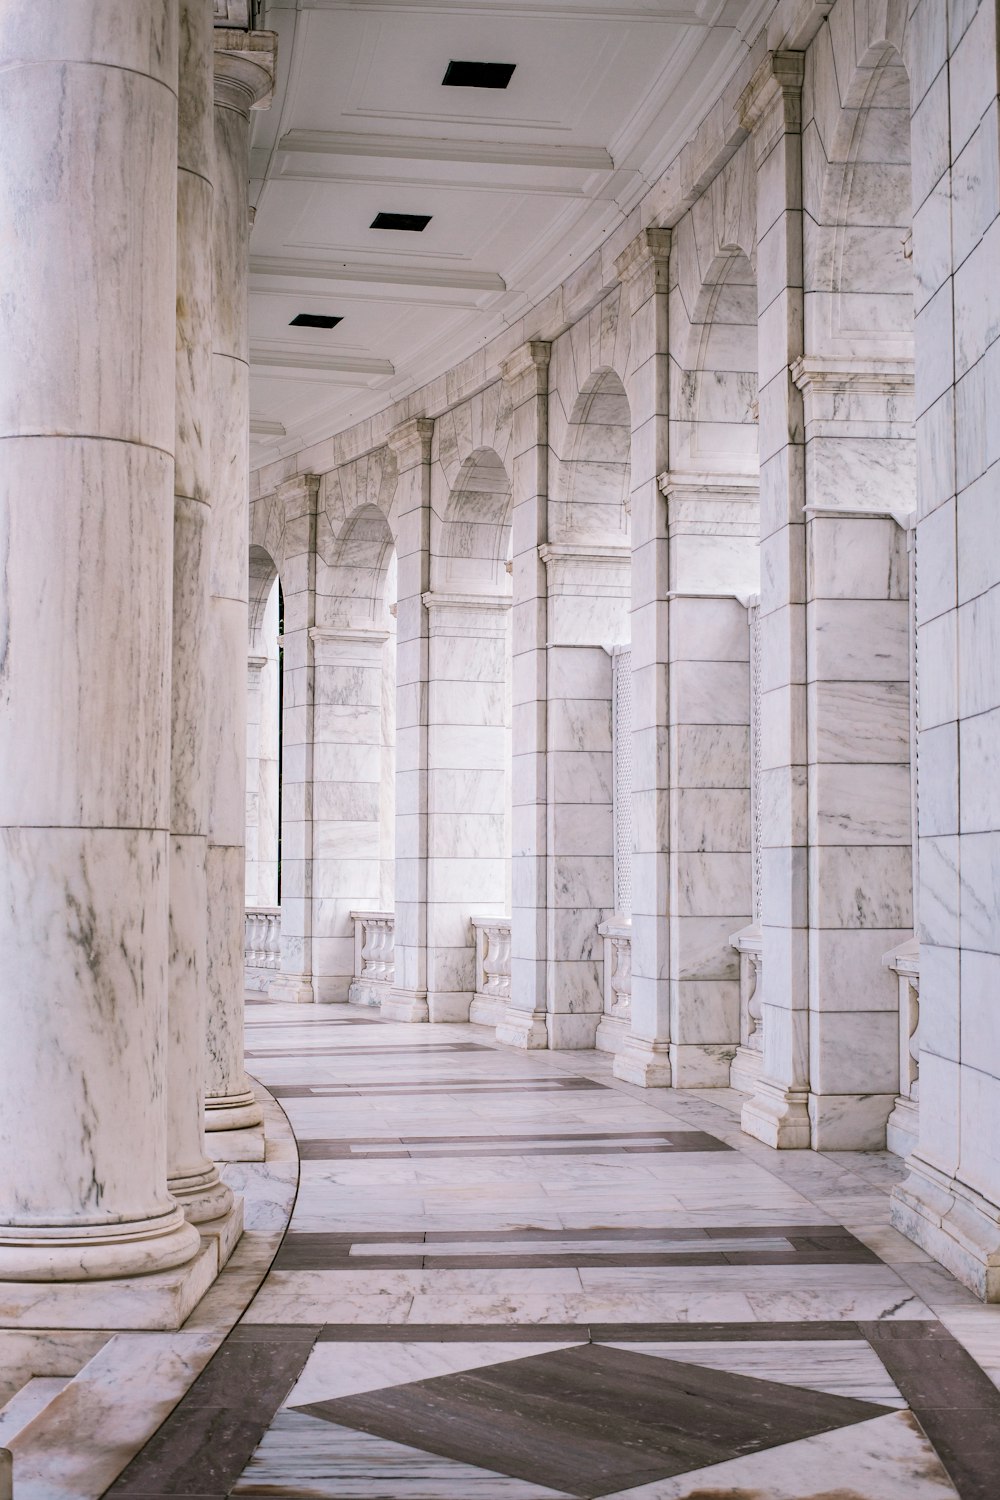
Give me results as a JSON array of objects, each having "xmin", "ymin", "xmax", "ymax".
[
  {"xmin": 250, "ymin": 254, "xmax": 506, "ymax": 294},
  {"xmin": 250, "ymin": 416, "xmax": 287, "ymax": 436},
  {"xmin": 250, "ymin": 346, "xmax": 396, "ymax": 376},
  {"xmin": 291, "ymin": 1, "xmax": 713, "ymax": 20},
  {"xmin": 277, "ymin": 128, "xmax": 613, "ymax": 173}
]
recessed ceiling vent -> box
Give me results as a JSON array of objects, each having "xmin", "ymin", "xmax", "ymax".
[
  {"xmin": 370, "ymin": 212, "xmax": 432, "ymax": 232},
  {"xmin": 443, "ymin": 60, "xmax": 516, "ymax": 89},
  {"xmin": 289, "ymin": 312, "xmax": 342, "ymax": 329}
]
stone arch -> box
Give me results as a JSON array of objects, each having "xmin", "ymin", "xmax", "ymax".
[
  {"xmin": 320, "ymin": 501, "xmax": 397, "ymax": 630},
  {"xmin": 671, "ymin": 243, "xmax": 758, "ymax": 474},
  {"xmin": 433, "ymin": 445, "xmax": 513, "ymax": 595},
  {"xmin": 248, "ymin": 543, "xmax": 280, "ymax": 653},
  {"xmin": 551, "ymin": 367, "xmax": 631, "ymax": 545},
  {"xmin": 805, "ymin": 7, "xmax": 914, "ymax": 358}
]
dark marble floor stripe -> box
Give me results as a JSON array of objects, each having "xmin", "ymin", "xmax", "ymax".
[
  {"xmin": 279, "ymin": 1224, "xmax": 864, "ymax": 1245},
  {"xmin": 296, "ymin": 1131, "xmax": 731, "ymax": 1159},
  {"xmin": 269, "ymin": 1077, "xmax": 608, "ymax": 1098},
  {"xmin": 295, "ymin": 1342, "xmax": 890, "ymax": 1498},
  {"xmin": 859, "ymin": 1319, "xmax": 1000, "ymax": 1500},
  {"xmin": 313, "ymin": 1321, "xmax": 871, "ymax": 1342},
  {"xmin": 245, "ymin": 1042, "xmax": 491, "ymax": 1058},
  {"xmin": 275, "ymin": 1246, "xmax": 879, "ymax": 1270},
  {"xmin": 107, "ymin": 1333, "xmax": 318, "ymax": 1497}
]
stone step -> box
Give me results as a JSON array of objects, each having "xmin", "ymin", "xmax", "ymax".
[{"xmin": 0, "ymin": 1378, "xmax": 71, "ymax": 1447}]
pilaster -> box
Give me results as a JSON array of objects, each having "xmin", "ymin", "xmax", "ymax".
[
  {"xmin": 736, "ymin": 51, "xmax": 812, "ymax": 1148},
  {"xmin": 382, "ymin": 418, "xmax": 434, "ymax": 1024},
  {"xmin": 497, "ymin": 343, "xmax": 552, "ymax": 1049},
  {"xmin": 612, "ymin": 229, "xmax": 673, "ymax": 1088}
]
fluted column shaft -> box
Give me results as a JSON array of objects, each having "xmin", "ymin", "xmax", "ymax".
[
  {"xmin": 204, "ymin": 30, "xmax": 276, "ymax": 1133},
  {"xmin": 0, "ymin": 0, "xmax": 201, "ymax": 1280},
  {"xmin": 168, "ymin": 0, "xmax": 236, "ymax": 1220}
]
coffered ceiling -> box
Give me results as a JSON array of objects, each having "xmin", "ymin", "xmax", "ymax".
[{"xmin": 249, "ymin": 0, "xmax": 768, "ymax": 462}]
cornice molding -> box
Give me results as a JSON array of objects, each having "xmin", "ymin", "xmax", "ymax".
[{"xmin": 790, "ymin": 356, "xmax": 914, "ymax": 394}]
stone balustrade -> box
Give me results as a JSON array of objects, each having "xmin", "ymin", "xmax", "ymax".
[
  {"xmin": 885, "ymin": 937, "xmax": 920, "ymax": 1157},
  {"xmin": 595, "ymin": 916, "xmax": 631, "ymax": 1054},
  {"xmin": 244, "ymin": 906, "xmax": 281, "ymax": 991},
  {"xmin": 729, "ymin": 924, "xmax": 763, "ymax": 1093},
  {"xmin": 469, "ymin": 916, "xmax": 511, "ymax": 1027},
  {"xmin": 349, "ymin": 912, "xmax": 395, "ymax": 1007}
]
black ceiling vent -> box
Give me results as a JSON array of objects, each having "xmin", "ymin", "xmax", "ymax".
[
  {"xmin": 371, "ymin": 211, "xmax": 432, "ymax": 232},
  {"xmin": 443, "ymin": 59, "xmax": 516, "ymax": 89},
  {"xmin": 289, "ymin": 312, "xmax": 342, "ymax": 329}
]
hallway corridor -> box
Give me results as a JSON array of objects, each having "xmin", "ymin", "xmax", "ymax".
[{"xmin": 105, "ymin": 1003, "xmax": 1000, "ymax": 1499}]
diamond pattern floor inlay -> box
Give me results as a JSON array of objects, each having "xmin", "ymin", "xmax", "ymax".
[{"xmin": 108, "ymin": 1001, "xmax": 1000, "ymax": 1500}]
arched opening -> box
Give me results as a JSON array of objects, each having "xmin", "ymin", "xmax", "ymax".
[{"xmin": 552, "ymin": 368, "xmax": 631, "ymax": 546}]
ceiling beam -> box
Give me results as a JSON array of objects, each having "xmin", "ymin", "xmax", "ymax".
[
  {"xmin": 277, "ymin": 129, "xmax": 613, "ymax": 173},
  {"xmin": 291, "ymin": 1, "xmax": 709, "ymax": 20},
  {"xmin": 250, "ymin": 254, "xmax": 506, "ymax": 294},
  {"xmin": 250, "ymin": 347, "xmax": 396, "ymax": 377}
]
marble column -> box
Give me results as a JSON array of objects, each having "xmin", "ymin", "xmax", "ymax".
[
  {"xmin": 737, "ymin": 54, "xmax": 813, "ymax": 1148},
  {"xmin": 423, "ymin": 593, "xmax": 512, "ymax": 1021},
  {"xmin": 498, "ymin": 344, "xmax": 552, "ymax": 1049},
  {"xmin": 0, "ymin": 0, "xmax": 202, "ymax": 1280},
  {"xmin": 267, "ymin": 475, "xmax": 319, "ymax": 1003},
  {"xmin": 169, "ymin": 0, "xmax": 237, "ymax": 1224},
  {"xmin": 382, "ymin": 420, "xmax": 435, "ymax": 1024},
  {"xmin": 541, "ymin": 548, "xmax": 631, "ymax": 1048},
  {"xmin": 204, "ymin": 29, "xmax": 276, "ymax": 1130},
  {"xmin": 613, "ymin": 229, "xmax": 673, "ymax": 1088},
  {"xmin": 660, "ymin": 476, "xmax": 758, "ymax": 1087},
  {"xmin": 793, "ymin": 361, "xmax": 915, "ymax": 1149}
]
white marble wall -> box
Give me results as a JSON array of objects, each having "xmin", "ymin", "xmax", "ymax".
[{"xmin": 891, "ymin": 0, "xmax": 1000, "ymax": 1301}]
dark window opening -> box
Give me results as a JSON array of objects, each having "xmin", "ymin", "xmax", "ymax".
[
  {"xmin": 370, "ymin": 212, "xmax": 432, "ymax": 232},
  {"xmin": 289, "ymin": 313, "xmax": 342, "ymax": 329},
  {"xmin": 442, "ymin": 60, "xmax": 516, "ymax": 89}
]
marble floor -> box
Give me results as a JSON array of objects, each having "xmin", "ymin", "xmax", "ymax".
[{"xmin": 107, "ymin": 1001, "xmax": 1000, "ymax": 1499}]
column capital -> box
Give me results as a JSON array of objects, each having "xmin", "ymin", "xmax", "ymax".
[
  {"xmin": 387, "ymin": 417, "xmax": 434, "ymax": 469},
  {"xmin": 213, "ymin": 28, "xmax": 277, "ymax": 114},
  {"xmin": 500, "ymin": 340, "xmax": 551, "ymax": 400},
  {"xmin": 738, "ymin": 51, "xmax": 804, "ymax": 152},
  {"xmin": 614, "ymin": 227, "xmax": 671, "ymax": 308}
]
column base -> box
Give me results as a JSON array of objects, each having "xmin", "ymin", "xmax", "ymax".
[
  {"xmin": 670, "ymin": 1042, "xmax": 736, "ymax": 1088},
  {"xmin": 496, "ymin": 1007, "xmax": 548, "ymax": 1049},
  {"xmin": 891, "ymin": 1154, "xmax": 1000, "ymax": 1302},
  {"xmin": 0, "ymin": 1205, "xmax": 200, "ymax": 1284},
  {"xmin": 268, "ymin": 973, "xmax": 315, "ymax": 1004},
  {"xmin": 428, "ymin": 991, "xmax": 472, "ymax": 1023},
  {"xmin": 886, "ymin": 1094, "xmax": 920, "ymax": 1158},
  {"xmin": 469, "ymin": 993, "xmax": 507, "ymax": 1028},
  {"xmin": 740, "ymin": 1078, "xmax": 811, "ymax": 1148},
  {"xmin": 196, "ymin": 1195, "xmax": 244, "ymax": 1273},
  {"xmin": 613, "ymin": 1038, "xmax": 671, "ymax": 1088},
  {"xmin": 808, "ymin": 1092, "xmax": 895, "ymax": 1151},
  {"xmin": 209, "ymin": 1125, "xmax": 265, "ymax": 1163},
  {"xmin": 729, "ymin": 1043, "xmax": 764, "ymax": 1094},
  {"xmin": 547, "ymin": 1012, "xmax": 600, "ymax": 1049},
  {"xmin": 204, "ymin": 1086, "xmax": 263, "ymax": 1134},
  {"xmin": 168, "ymin": 1162, "xmax": 236, "ymax": 1226},
  {"xmin": 380, "ymin": 989, "xmax": 429, "ymax": 1023},
  {"xmin": 0, "ymin": 1233, "xmax": 217, "ymax": 1331},
  {"xmin": 0, "ymin": 1444, "xmax": 9, "ymax": 1500},
  {"xmin": 595, "ymin": 1015, "xmax": 629, "ymax": 1055}
]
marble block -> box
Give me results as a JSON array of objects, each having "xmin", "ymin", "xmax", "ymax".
[
  {"xmin": 0, "ymin": 1237, "xmax": 218, "ymax": 1332},
  {"xmin": 210, "ymin": 1126, "xmax": 266, "ymax": 1164}
]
